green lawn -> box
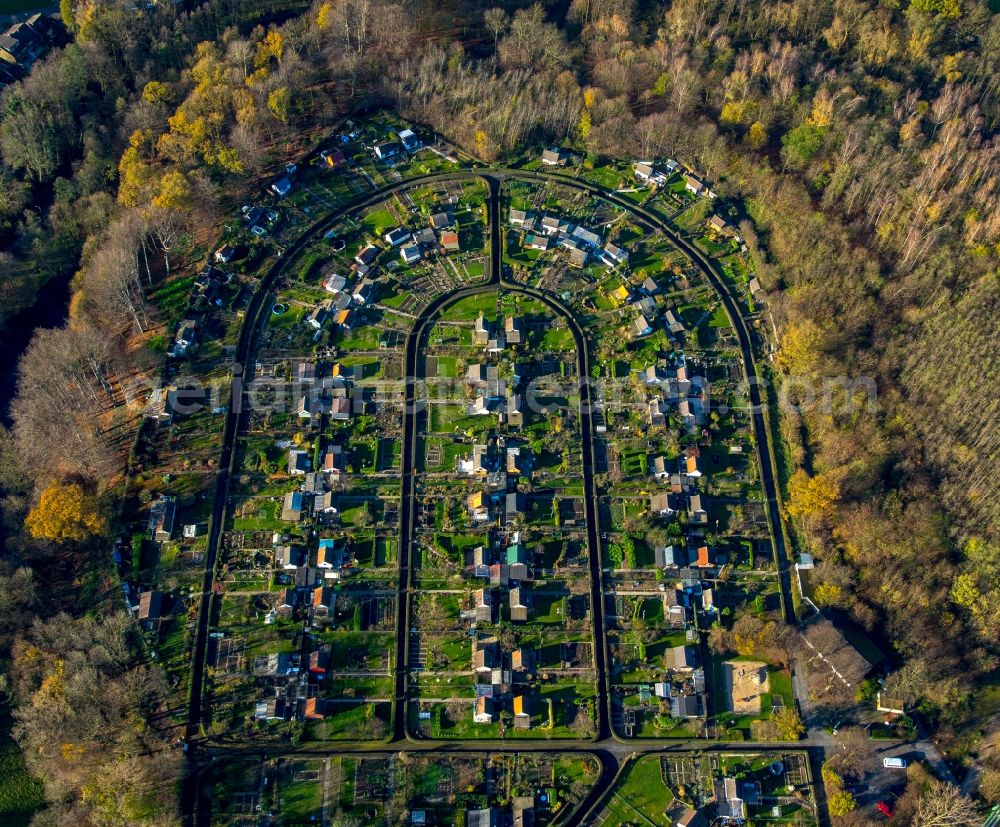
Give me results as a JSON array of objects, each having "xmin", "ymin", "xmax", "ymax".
[
  {"xmin": 267, "ymin": 303, "xmax": 307, "ymax": 329},
  {"xmin": 308, "ymin": 701, "xmax": 391, "ymax": 741},
  {"xmin": 602, "ymin": 755, "xmax": 673, "ymax": 826},
  {"xmin": 335, "ymin": 324, "xmax": 382, "ymax": 351},
  {"xmin": 232, "ymin": 497, "xmax": 287, "ymax": 531},
  {"xmin": 541, "ymin": 326, "xmax": 575, "ymax": 350},
  {"xmin": 277, "ymin": 760, "xmax": 324, "ymax": 822},
  {"xmin": 361, "ymin": 208, "xmax": 397, "ymax": 234},
  {"xmin": 439, "ymin": 292, "xmax": 497, "ymax": 322},
  {"xmin": 0, "ymin": 730, "xmax": 43, "ymax": 827},
  {"xmin": 532, "ymin": 592, "xmax": 568, "ymax": 624},
  {"xmin": 585, "ymin": 163, "xmax": 629, "ymax": 191},
  {"xmin": 149, "ymin": 274, "xmax": 196, "ymax": 325},
  {"xmin": 431, "ymin": 355, "xmax": 458, "ymax": 377}
]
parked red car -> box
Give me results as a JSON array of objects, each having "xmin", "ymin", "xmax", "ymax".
[{"xmin": 876, "ymin": 801, "xmax": 894, "ymax": 818}]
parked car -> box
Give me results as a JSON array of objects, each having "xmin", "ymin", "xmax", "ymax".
[{"xmin": 883, "ymin": 757, "xmax": 908, "ymax": 769}]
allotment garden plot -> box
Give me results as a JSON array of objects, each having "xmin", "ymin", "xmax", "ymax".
[
  {"xmin": 205, "ymin": 752, "xmax": 601, "ymax": 826},
  {"xmin": 408, "ymin": 290, "xmax": 599, "ymax": 739},
  {"xmin": 593, "ymin": 750, "xmax": 817, "ymax": 827},
  {"xmin": 203, "ymin": 177, "xmax": 490, "ymax": 743},
  {"xmin": 499, "ymin": 177, "xmax": 787, "ymax": 741}
]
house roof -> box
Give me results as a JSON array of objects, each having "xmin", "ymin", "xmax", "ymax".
[
  {"xmin": 677, "ymin": 806, "xmax": 707, "ymax": 827},
  {"xmin": 355, "ymin": 244, "xmax": 379, "ymax": 264},
  {"xmin": 650, "ymin": 492, "xmax": 671, "ymax": 513},
  {"xmin": 655, "ymin": 545, "xmax": 684, "ymax": 568},
  {"xmin": 385, "ymin": 227, "xmax": 410, "ymax": 244},
  {"xmin": 138, "ymin": 590, "xmax": 163, "ymax": 620},
  {"xmin": 467, "ymin": 807, "xmax": 497, "ymax": 827},
  {"xmin": 671, "ymin": 694, "xmax": 703, "ymax": 718},
  {"xmin": 374, "ymin": 141, "xmax": 401, "ymax": 157},
  {"xmin": 572, "ymin": 225, "xmax": 601, "ymax": 247},
  {"xmin": 671, "ymin": 645, "xmax": 696, "ymax": 668},
  {"xmin": 507, "ymin": 544, "xmax": 528, "ymax": 565}
]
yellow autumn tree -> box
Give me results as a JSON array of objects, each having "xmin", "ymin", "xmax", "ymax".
[
  {"xmin": 746, "ymin": 121, "xmax": 767, "ymax": 149},
  {"xmin": 828, "ymin": 791, "xmax": 857, "ymax": 817},
  {"xmin": 316, "ymin": 1, "xmax": 333, "ymax": 29},
  {"xmin": 474, "ymin": 130, "xmax": 489, "ymax": 159},
  {"xmin": 117, "ymin": 130, "xmax": 156, "ymax": 207},
  {"xmin": 773, "ymin": 706, "xmax": 806, "ymax": 740},
  {"xmin": 141, "ymin": 80, "xmax": 173, "ymax": 105},
  {"xmin": 720, "ymin": 100, "xmax": 748, "ymax": 125},
  {"xmin": 268, "ymin": 87, "xmax": 290, "ymax": 123},
  {"xmin": 234, "ymin": 89, "xmax": 258, "ymax": 129},
  {"xmin": 74, "ymin": 0, "xmax": 99, "ymax": 42},
  {"xmin": 25, "ymin": 482, "xmax": 107, "ymax": 543},
  {"xmin": 775, "ymin": 319, "xmax": 824, "ymax": 375},
  {"xmin": 813, "ymin": 582, "xmax": 843, "ymax": 607},
  {"xmin": 152, "ymin": 170, "xmax": 192, "ymax": 211},
  {"xmin": 807, "ymin": 88, "xmax": 834, "ymax": 128},
  {"xmin": 213, "ymin": 145, "xmax": 244, "ymax": 174},
  {"xmin": 786, "ymin": 469, "xmax": 839, "ymax": 521},
  {"xmin": 60, "ymin": 0, "xmax": 76, "ymax": 32},
  {"xmin": 255, "ymin": 30, "xmax": 284, "ymax": 69},
  {"xmin": 578, "ymin": 87, "xmax": 595, "ymax": 139}
]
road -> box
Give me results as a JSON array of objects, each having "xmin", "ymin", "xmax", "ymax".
[
  {"xmin": 180, "ymin": 170, "xmax": 490, "ymax": 822},
  {"xmin": 510, "ymin": 169, "xmax": 795, "ymax": 624},
  {"xmin": 181, "ymin": 165, "xmax": 812, "ymax": 826}
]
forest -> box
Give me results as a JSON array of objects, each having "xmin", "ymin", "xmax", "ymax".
[{"xmin": 0, "ymin": 0, "xmax": 998, "ymax": 822}]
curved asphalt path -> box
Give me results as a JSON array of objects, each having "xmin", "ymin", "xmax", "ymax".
[
  {"xmin": 181, "ymin": 166, "xmax": 805, "ymax": 824},
  {"xmin": 506, "ymin": 169, "xmax": 794, "ymax": 624},
  {"xmin": 180, "ymin": 170, "xmax": 493, "ymax": 823},
  {"xmin": 394, "ymin": 177, "xmax": 612, "ymax": 743}
]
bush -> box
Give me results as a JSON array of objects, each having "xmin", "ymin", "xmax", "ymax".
[
  {"xmin": 828, "ymin": 790, "xmax": 856, "ymax": 817},
  {"xmin": 821, "ymin": 761, "xmax": 843, "ymax": 788}
]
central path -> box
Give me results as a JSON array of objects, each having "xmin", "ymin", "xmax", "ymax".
[{"xmin": 392, "ymin": 176, "xmax": 612, "ymax": 743}]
